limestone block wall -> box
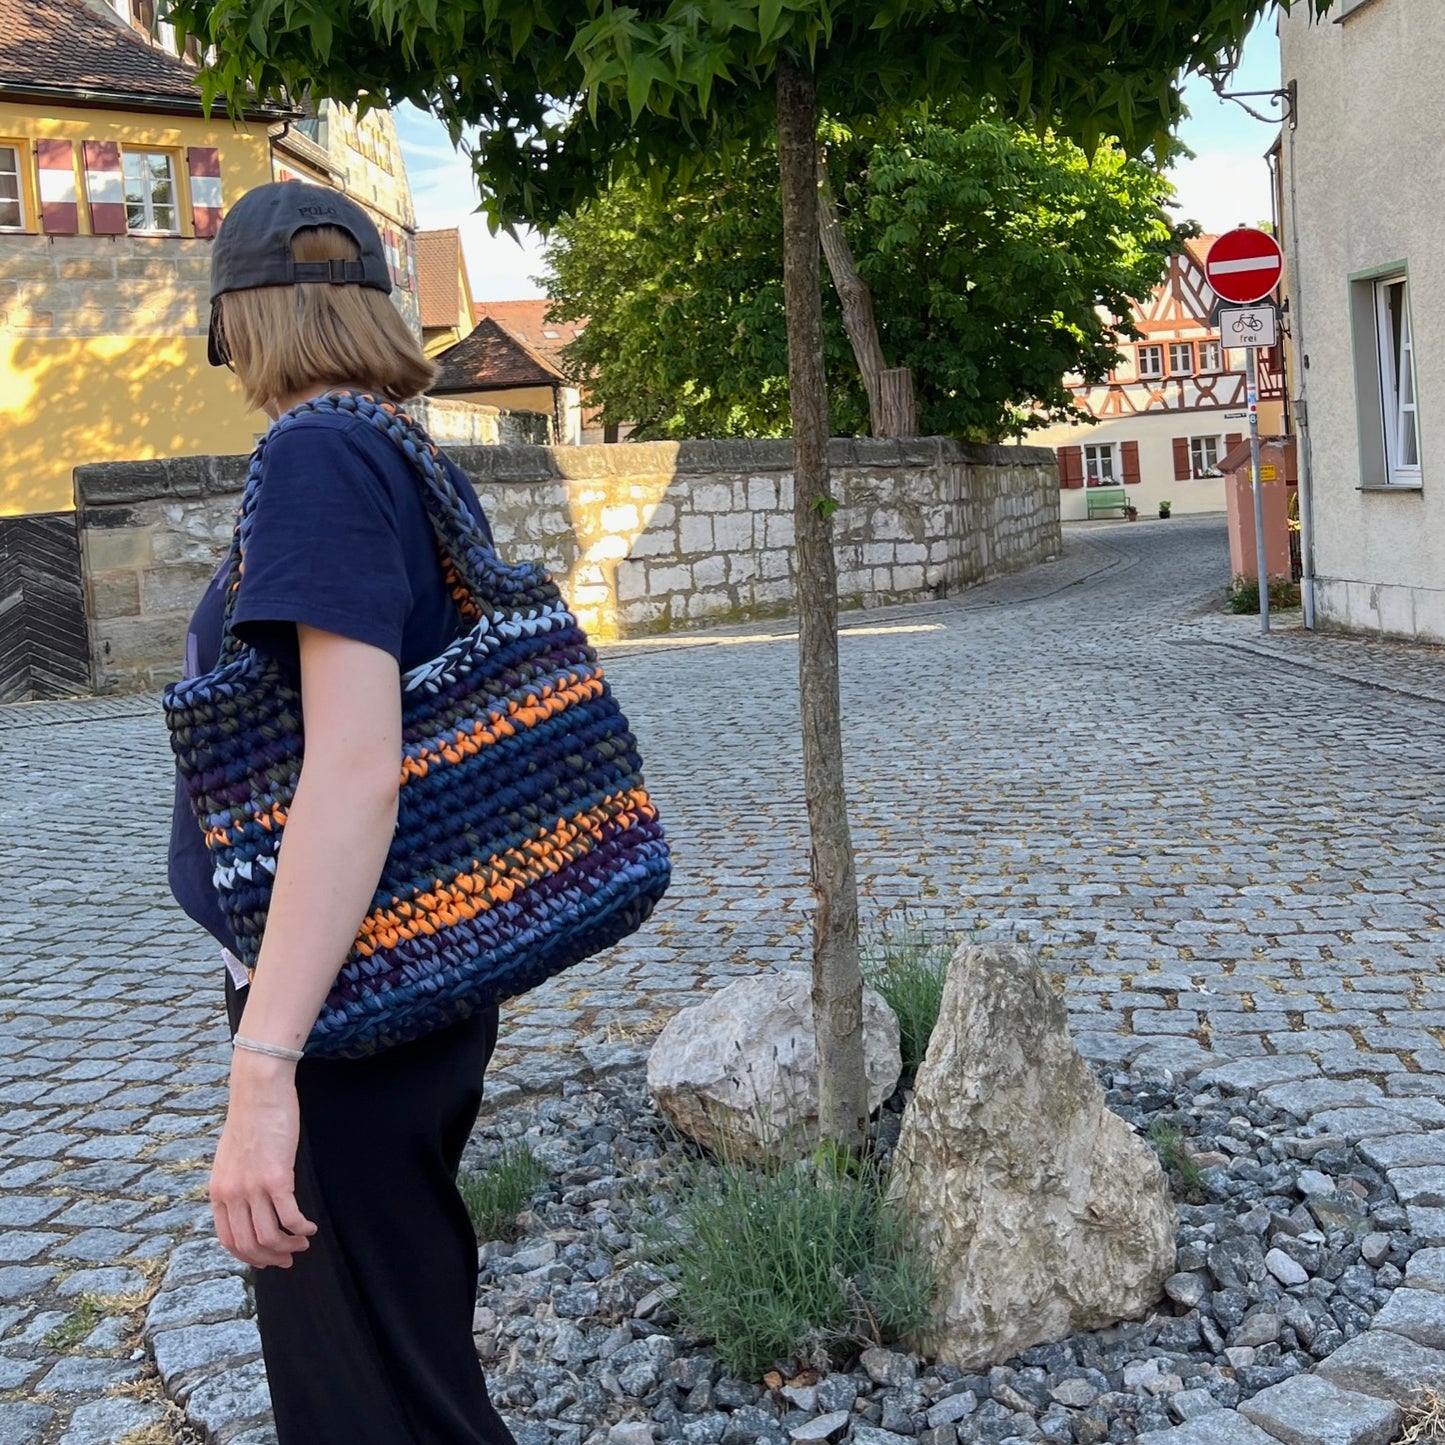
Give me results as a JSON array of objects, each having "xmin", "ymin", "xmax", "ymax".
[
  {"xmin": 416, "ymin": 399, "xmax": 551, "ymax": 449},
  {"xmin": 74, "ymin": 438, "xmax": 1058, "ymax": 692}
]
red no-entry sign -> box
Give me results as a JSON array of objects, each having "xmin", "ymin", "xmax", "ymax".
[{"xmin": 1204, "ymin": 227, "xmax": 1284, "ymax": 306}]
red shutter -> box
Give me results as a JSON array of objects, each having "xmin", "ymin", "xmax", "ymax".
[
  {"xmin": 1120, "ymin": 440, "xmax": 1141, "ymax": 486},
  {"xmin": 1226, "ymin": 433, "xmax": 1243, "ymax": 452},
  {"xmin": 1172, "ymin": 437, "xmax": 1191, "ymax": 482},
  {"xmin": 1057, "ymin": 445, "xmax": 1084, "ymax": 490},
  {"xmin": 36, "ymin": 139, "xmax": 79, "ymax": 235},
  {"xmin": 187, "ymin": 147, "xmax": 222, "ymax": 238},
  {"xmin": 82, "ymin": 140, "xmax": 126, "ymax": 235}
]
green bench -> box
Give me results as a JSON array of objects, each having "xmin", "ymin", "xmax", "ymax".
[{"xmin": 1085, "ymin": 485, "xmax": 1130, "ymax": 519}]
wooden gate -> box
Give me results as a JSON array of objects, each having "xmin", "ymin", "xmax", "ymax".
[{"xmin": 0, "ymin": 513, "xmax": 91, "ymax": 703}]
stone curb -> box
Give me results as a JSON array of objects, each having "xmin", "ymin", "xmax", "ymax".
[
  {"xmin": 142, "ymin": 1046, "xmax": 1445, "ymax": 1445},
  {"xmin": 1191, "ymin": 625, "xmax": 1445, "ymax": 709}
]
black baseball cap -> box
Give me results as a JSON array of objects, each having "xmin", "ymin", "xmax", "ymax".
[{"xmin": 207, "ymin": 181, "xmax": 392, "ymax": 367}]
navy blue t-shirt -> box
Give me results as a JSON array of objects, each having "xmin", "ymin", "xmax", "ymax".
[{"xmin": 167, "ymin": 408, "xmax": 493, "ymax": 951}]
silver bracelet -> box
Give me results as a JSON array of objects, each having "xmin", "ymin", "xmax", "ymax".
[{"xmin": 232, "ymin": 1034, "xmax": 304, "ymax": 1063}]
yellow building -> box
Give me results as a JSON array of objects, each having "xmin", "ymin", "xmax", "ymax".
[
  {"xmin": 0, "ymin": 0, "xmax": 291, "ymax": 516},
  {"xmin": 0, "ymin": 0, "xmax": 426, "ymax": 518}
]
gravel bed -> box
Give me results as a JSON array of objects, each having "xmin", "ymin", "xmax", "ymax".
[{"xmin": 467, "ymin": 1065, "xmax": 1424, "ymax": 1445}]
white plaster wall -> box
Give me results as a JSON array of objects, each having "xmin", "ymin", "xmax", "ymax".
[
  {"xmin": 1027, "ymin": 410, "xmax": 1239, "ymax": 520},
  {"xmin": 1280, "ymin": 0, "xmax": 1445, "ymax": 639}
]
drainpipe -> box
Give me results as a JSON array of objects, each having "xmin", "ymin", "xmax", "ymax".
[{"xmin": 1276, "ymin": 103, "xmax": 1319, "ymax": 629}]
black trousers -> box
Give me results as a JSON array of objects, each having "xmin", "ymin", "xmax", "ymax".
[{"xmin": 227, "ymin": 979, "xmax": 516, "ymax": 1445}]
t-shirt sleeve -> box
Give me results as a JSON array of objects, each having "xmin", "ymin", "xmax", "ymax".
[{"xmin": 231, "ymin": 422, "xmax": 413, "ymax": 662}]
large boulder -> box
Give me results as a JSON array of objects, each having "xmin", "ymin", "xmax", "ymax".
[
  {"xmin": 646, "ymin": 973, "xmax": 902, "ymax": 1162},
  {"xmin": 888, "ymin": 943, "xmax": 1176, "ymax": 1369}
]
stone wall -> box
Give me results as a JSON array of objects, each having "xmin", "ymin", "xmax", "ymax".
[
  {"xmin": 1, "ymin": 231, "xmax": 213, "ymax": 339},
  {"xmin": 416, "ymin": 399, "xmax": 551, "ymax": 448},
  {"xmin": 74, "ymin": 437, "xmax": 1058, "ymax": 692}
]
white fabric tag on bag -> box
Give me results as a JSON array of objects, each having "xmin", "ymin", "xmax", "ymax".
[{"xmin": 222, "ymin": 947, "xmax": 250, "ymax": 992}]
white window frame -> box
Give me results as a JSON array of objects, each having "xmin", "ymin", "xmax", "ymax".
[
  {"xmin": 1137, "ymin": 344, "xmax": 1164, "ymax": 380},
  {"xmin": 1169, "ymin": 342, "xmax": 1195, "ymax": 376},
  {"xmin": 1375, "ymin": 275, "xmax": 1421, "ymax": 486},
  {"xmin": 1198, "ymin": 340, "xmax": 1222, "ymax": 372},
  {"xmin": 1083, "ymin": 442, "xmax": 1118, "ymax": 486},
  {"xmin": 0, "ymin": 143, "xmax": 27, "ymax": 232},
  {"xmin": 122, "ymin": 149, "xmax": 180, "ymax": 235},
  {"xmin": 1189, "ymin": 434, "xmax": 1223, "ymax": 479}
]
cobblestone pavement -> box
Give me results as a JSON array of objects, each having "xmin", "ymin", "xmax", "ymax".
[{"xmin": 3, "ymin": 513, "xmax": 1445, "ymax": 1443}]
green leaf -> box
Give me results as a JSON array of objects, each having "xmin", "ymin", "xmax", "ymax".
[{"xmin": 246, "ymin": 1, "xmax": 271, "ymax": 57}]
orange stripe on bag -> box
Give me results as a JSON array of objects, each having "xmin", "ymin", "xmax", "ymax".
[{"xmin": 353, "ymin": 789, "xmax": 656, "ymax": 957}]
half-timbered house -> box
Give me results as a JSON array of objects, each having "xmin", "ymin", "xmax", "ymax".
[{"xmin": 1030, "ymin": 237, "xmax": 1286, "ymax": 521}]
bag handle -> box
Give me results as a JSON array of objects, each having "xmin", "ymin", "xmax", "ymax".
[{"xmin": 216, "ymin": 392, "xmax": 496, "ymax": 663}]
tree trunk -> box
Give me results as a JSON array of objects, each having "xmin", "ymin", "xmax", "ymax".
[
  {"xmin": 776, "ymin": 62, "xmax": 869, "ymax": 1154},
  {"xmin": 816, "ymin": 153, "xmax": 919, "ymax": 438}
]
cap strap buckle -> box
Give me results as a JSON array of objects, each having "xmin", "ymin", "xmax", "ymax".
[{"xmin": 291, "ymin": 259, "xmax": 366, "ymax": 285}]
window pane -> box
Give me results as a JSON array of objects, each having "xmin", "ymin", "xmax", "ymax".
[
  {"xmin": 126, "ymin": 201, "xmax": 147, "ymax": 229},
  {"xmin": 148, "ymin": 154, "xmax": 170, "ymax": 181},
  {"xmin": 152, "ymin": 204, "xmax": 176, "ymax": 232},
  {"xmin": 1378, "ymin": 278, "xmax": 1421, "ymax": 478},
  {"xmin": 0, "ymin": 172, "xmax": 18, "ymax": 203},
  {"xmin": 123, "ymin": 153, "xmax": 146, "ymax": 182},
  {"xmin": 1084, "ymin": 445, "xmax": 1115, "ymax": 482},
  {"xmin": 0, "ymin": 199, "xmax": 19, "ymax": 228}
]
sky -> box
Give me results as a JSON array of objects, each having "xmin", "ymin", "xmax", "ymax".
[{"xmin": 392, "ymin": 19, "xmax": 1286, "ymax": 306}]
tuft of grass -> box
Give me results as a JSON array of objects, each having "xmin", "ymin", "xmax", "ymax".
[
  {"xmin": 1227, "ymin": 574, "xmax": 1301, "ymax": 614},
  {"xmin": 862, "ymin": 927, "xmax": 954, "ymax": 1075},
  {"xmin": 459, "ymin": 1143, "xmax": 548, "ymax": 1241},
  {"xmin": 1399, "ymin": 1388, "xmax": 1445, "ymax": 1444},
  {"xmin": 640, "ymin": 1153, "xmax": 935, "ymax": 1379},
  {"xmin": 1148, "ymin": 1119, "xmax": 1204, "ymax": 1201},
  {"xmin": 44, "ymin": 1296, "xmax": 104, "ymax": 1351}
]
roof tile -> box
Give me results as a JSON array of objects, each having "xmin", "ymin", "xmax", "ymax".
[
  {"xmin": 473, "ymin": 299, "xmax": 586, "ymax": 373},
  {"xmin": 431, "ymin": 316, "xmax": 564, "ymax": 394},
  {"xmin": 0, "ymin": 0, "xmax": 208, "ymax": 105},
  {"xmin": 416, "ymin": 228, "xmax": 463, "ymax": 330}
]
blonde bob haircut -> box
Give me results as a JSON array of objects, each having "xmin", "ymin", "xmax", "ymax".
[{"xmin": 215, "ymin": 225, "xmax": 435, "ymax": 411}]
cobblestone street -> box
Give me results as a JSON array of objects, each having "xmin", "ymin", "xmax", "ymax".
[{"xmin": 3, "ymin": 513, "xmax": 1445, "ymax": 1443}]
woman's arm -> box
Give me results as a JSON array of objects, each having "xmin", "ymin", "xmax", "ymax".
[{"xmin": 209, "ymin": 625, "xmax": 403, "ymax": 1269}]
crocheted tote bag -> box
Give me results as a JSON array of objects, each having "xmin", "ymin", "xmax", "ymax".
[{"xmin": 164, "ymin": 392, "xmax": 671, "ymax": 1058}]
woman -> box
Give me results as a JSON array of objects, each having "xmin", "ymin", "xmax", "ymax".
[{"xmin": 168, "ymin": 181, "xmax": 517, "ymax": 1445}]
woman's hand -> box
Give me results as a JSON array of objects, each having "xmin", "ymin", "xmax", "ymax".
[
  {"xmin": 207, "ymin": 626, "xmax": 399, "ymax": 1268},
  {"xmin": 210, "ymin": 1051, "xmax": 317, "ymax": 1269}
]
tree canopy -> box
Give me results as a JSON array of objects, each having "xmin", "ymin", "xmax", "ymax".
[
  {"xmin": 544, "ymin": 111, "xmax": 1189, "ymax": 441},
  {"xmin": 171, "ymin": 1, "xmax": 1329, "ymax": 231}
]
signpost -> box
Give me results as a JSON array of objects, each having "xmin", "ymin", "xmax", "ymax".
[{"xmin": 1205, "ymin": 227, "xmax": 1284, "ymax": 634}]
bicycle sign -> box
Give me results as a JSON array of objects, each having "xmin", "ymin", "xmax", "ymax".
[{"xmin": 1218, "ymin": 305, "xmax": 1278, "ymax": 350}]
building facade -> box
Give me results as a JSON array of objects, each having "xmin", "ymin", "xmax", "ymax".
[
  {"xmin": 0, "ymin": 0, "xmax": 288, "ymax": 515},
  {"xmin": 473, "ymin": 300, "xmax": 601, "ymax": 442},
  {"xmin": 1277, "ymin": 0, "xmax": 1444, "ymax": 640},
  {"xmin": 416, "ymin": 227, "xmax": 475, "ymax": 358},
  {"xmin": 0, "ymin": 0, "xmax": 422, "ymax": 518},
  {"xmin": 1029, "ymin": 239, "xmax": 1285, "ymax": 521}
]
